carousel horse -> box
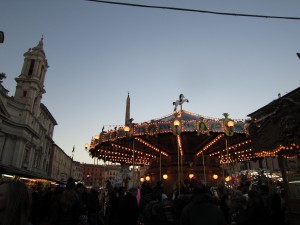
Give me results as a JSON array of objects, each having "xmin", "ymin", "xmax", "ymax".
[{"xmin": 173, "ymin": 94, "xmax": 189, "ymax": 111}]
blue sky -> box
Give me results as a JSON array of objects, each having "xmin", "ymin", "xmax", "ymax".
[{"xmin": 1, "ymin": 0, "xmax": 300, "ymax": 164}]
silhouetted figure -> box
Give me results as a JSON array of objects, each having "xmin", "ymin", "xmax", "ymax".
[
  {"xmin": 76, "ymin": 183, "xmax": 88, "ymax": 225},
  {"xmin": 246, "ymin": 190, "xmax": 268, "ymax": 225},
  {"xmin": 229, "ymin": 190, "xmax": 247, "ymax": 225},
  {"xmin": 180, "ymin": 183, "xmax": 226, "ymax": 225},
  {"xmin": 0, "ymin": 180, "xmax": 32, "ymax": 225},
  {"xmin": 108, "ymin": 187, "xmax": 124, "ymax": 225},
  {"xmin": 87, "ymin": 187, "xmax": 101, "ymax": 225},
  {"xmin": 114, "ymin": 187, "xmax": 139, "ymax": 225},
  {"xmin": 140, "ymin": 182, "xmax": 153, "ymax": 213},
  {"xmin": 57, "ymin": 177, "xmax": 81, "ymax": 225}
]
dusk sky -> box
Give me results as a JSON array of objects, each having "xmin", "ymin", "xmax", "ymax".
[{"xmin": 1, "ymin": 0, "xmax": 300, "ymax": 164}]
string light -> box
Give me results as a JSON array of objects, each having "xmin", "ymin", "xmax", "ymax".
[
  {"xmin": 177, "ymin": 135, "xmax": 183, "ymax": 156},
  {"xmin": 135, "ymin": 137, "xmax": 168, "ymax": 156},
  {"xmin": 197, "ymin": 134, "xmax": 224, "ymax": 156}
]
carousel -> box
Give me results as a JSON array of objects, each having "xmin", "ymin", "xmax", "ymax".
[
  {"xmin": 88, "ymin": 94, "xmax": 257, "ymax": 192},
  {"xmin": 88, "ymin": 89, "xmax": 300, "ymax": 223}
]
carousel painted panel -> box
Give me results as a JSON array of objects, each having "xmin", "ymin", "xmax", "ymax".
[
  {"xmin": 209, "ymin": 121, "xmax": 223, "ymax": 132},
  {"xmin": 117, "ymin": 129, "xmax": 127, "ymax": 138},
  {"xmin": 109, "ymin": 130, "xmax": 118, "ymax": 141},
  {"xmin": 182, "ymin": 120, "xmax": 196, "ymax": 132},
  {"xmin": 135, "ymin": 124, "xmax": 147, "ymax": 135},
  {"xmin": 147, "ymin": 123, "xmax": 158, "ymax": 136},
  {"xmin": 158, "ymin": 122, "xmax": 172, "ymax": 133},
  {"xmin": 233, "ymin": 122, "xmax": 245, "ymax": 133},
  {"xmin": 102, "ymin": 132, "xmax": 110, "ymax": 142},
  {"xmin": 196, "ymin": 119, "xmax": 210, "ymax": 135}
]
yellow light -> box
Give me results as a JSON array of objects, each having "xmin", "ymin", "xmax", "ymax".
[
  {"xmin": 145, "ymin": 175, "xmax": 151, "ymax": 181},
  {"xmin": 84, "ymin": 143, "xmax": 89, "ymax": 149},
  {"xmin": 124, "ymin": 126, "xmax": 130, "ymax": 132},
  {"xmin": 140, "ymin": 177, "xmax": 145, "ymax": 182},
  {"xmin": 173, "ymin": 119, "xmax": 180, "ymax": 127},
  {"xmin": 225, "ymin": 176, "xmax": 232, "ymax": 182},
  {"xmin": 212, "ymin": 174, "xmax": 218, "ymax": 180},
  {"xmin": 163, "ymin": 174, "xmax": 168, "ymax": 180},
  {"xmin": 189, "ymin": 173, "xmax": 194, "ymax": 179},
  {"xmin": 227, "ymin": 120, "xmax": 234, "ymax": 127}
]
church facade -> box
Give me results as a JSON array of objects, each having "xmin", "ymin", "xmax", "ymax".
[{"xmin": 0, "ymin": 38, "xmax": 57, "ymax": 179}]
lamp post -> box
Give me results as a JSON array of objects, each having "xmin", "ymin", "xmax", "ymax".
[
  {"xmin": 223, "ymin": 113, "xmax": 235, "ymax": 184},
  {"xmin": 124, "ymin": 123, "xmax": 136, "ymax": 187},
  {"xmin": 173, "ymin": 119, "xmax": 181, "ymax": 194},
  {"xmin": 159, "ymin": 151, "xmax": 162, "ymax": 181},
  {"xmin": 202, "ymin": 152, "xmax": 207, "ymax": 185}
]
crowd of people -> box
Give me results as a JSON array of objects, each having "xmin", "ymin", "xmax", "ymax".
[{"xmin": 0, "ymin": 176, "xmax": 287, "ymax": 225}]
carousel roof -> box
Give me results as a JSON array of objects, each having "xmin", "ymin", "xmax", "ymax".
[{"xmin": 89, "ymin": 109, "xmax": 254, "ymax": 166}]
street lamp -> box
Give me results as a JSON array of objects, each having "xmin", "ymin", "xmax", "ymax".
[
  {"xmin": 124, "ymin": 123, "xmax": 136, "ymax": 186},
  {"xmin": 173, "ymin": 119, "xmax": 180, "ymax": 127},
  {"xmin": 212, "ymin": 174, "xmax": 218, "ymax": 180},
  {"xmin": 189, "ymin": 173, "xmax": 194, "ymax": 179},
  {"xmin": 225, "ymin": 176, "xmax": 232, "ymax": 182},
  {"xmin": 124, "ymin": 126, "xmax": 130, "ymax": 132},
  {"xmin": 173, "ymin": 118, "xmax": 181, "ymax": 194},
  {"xmin": 222, "ymin": 113, "xmax": 235, "ymax": 185},
  {"xmin": 227, "ymin": 120, "xmax": 234, "ymax": 128},
  {"xmin": 145, "ymin": 175, "xmax": 151, "ymax": 182}
]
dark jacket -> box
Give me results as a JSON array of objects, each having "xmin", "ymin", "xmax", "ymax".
[
  {"xmin": 114, "ymin": 192, "xmax": 139, "ymax": 225},
  {"xmin": 180, "ymin": 193, "xmax": 227, "ymax": 225}
]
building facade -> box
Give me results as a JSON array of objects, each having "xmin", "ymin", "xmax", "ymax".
[
  {"xmin": 0, "ymin": 38, "xmax": 57, "ymax": 180},
  {"xmin": 49, "ymin": 144, "xmax": 72, "ymax": 183},
  {"xmin": 72, "ymin": 161, "xmax": 83, "ymax": 182},
  {"xmin": 81, "ymin": 163, "xmax": 105, "ymax": 188}
]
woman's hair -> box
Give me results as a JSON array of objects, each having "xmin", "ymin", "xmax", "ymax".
[{"xmin": 0, "ymin": 180, "xmax": 32, "ymax": 225}]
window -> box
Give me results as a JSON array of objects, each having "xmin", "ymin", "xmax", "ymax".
[
  {"xmin": 28, "ymin": 59, "xmax": 35, "ymax": 76},
  {"xmin": 23, "ymin": 91, "xmax": 27, "ymax": 97}
]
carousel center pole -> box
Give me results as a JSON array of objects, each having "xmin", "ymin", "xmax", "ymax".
[
  {"xmin": 132, "ymin": 138, "xmax": 135, "ymax": 187},
  {"xmin": 202, "ymin": 152, "xmax": 206, "ymax": 185},
  {"xmin": 160, "ymin": 151, "xmax": 162, "ymax": 181},
  {"xmin": 177, "ymin": 135, "xmax": 180, "ymax": 194}
]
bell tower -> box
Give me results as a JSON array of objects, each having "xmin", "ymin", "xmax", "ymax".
[{"xmin": 14, "ymin": 37, "xmax": 49, "ymax": 115}]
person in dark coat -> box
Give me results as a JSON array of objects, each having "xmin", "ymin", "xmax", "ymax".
[
  {"xmin": 56, "ymin": 177, "xmax": 81, "ymax": 225},
  {"xmin": 180, "ymin": 183, "xmax": 227, "ymax": 225},
  {"xmin": 86, "ymin": 187, "xmax": 101, "ymax": 225},
  {"xmin": 246, "ymin": 190, "xmax": 268, "ymax": 225},
  {"xmin": 114, "ymin": 187, "xmax": 139, "ymax": 225}
]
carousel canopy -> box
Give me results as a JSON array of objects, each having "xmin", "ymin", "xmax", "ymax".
[{"xmin": 89, "ymin": 109, "xmax": 254, "ymax": 166}]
